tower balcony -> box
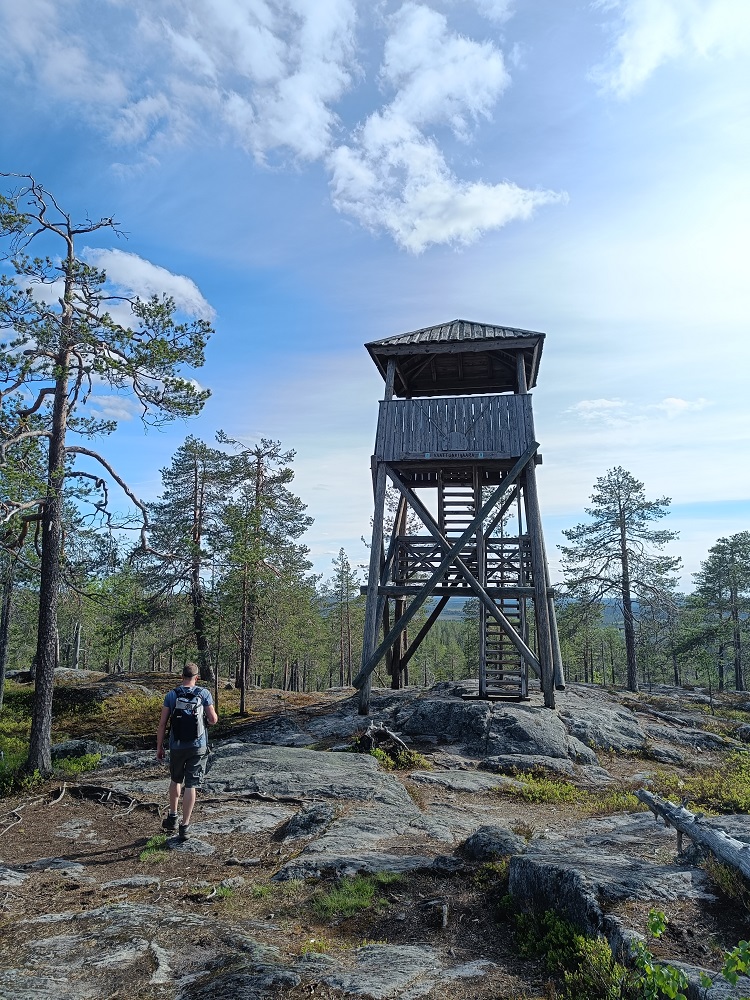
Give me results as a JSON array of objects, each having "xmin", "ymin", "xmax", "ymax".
[{"xmin": 374, "ymin": 394, "xmax": 534, "ymax": 463}]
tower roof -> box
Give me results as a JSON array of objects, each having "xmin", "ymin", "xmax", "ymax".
[{"xmin": 366, "ymin": 319, "xmax": 545, "ymax": 397}]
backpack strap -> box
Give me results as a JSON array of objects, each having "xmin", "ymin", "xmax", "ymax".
[{"xmin": 165, "ymin": 685, "xmax": 186, "ymax": 738}]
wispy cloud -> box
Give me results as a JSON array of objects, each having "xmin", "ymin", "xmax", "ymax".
[
  {"xmin": 472, "ymin": 0, "xmax": 515, "ymax": 24},
  {"xmin": 592, "ymin": 0, "xmax": 750, "ymax": 98},
  {"xmin": 84, "ymin": 249, "xmax": 216, "ymax": 321},
  {"xmin": 0, "ymin": 0, "xmax": 127, "ymax": 106},
  {"xmin": 566, "ymin": 397, "xmax": 630, "ymax": 427},
  {"xmin": 87, "ymin": 395, "xmax": 141, "ymax": 422},
  {"xmin": 567, "ymin": 396, "xmax": 710, "ymax": 426}
]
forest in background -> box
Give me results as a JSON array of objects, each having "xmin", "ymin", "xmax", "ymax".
[{"xmin": 2, "ymin": 426, "xmax": 748, "ymax": 703}]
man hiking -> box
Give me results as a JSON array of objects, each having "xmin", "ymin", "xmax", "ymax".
[{"xmin": 156, "ymin": 662, "xmax": 218, "ymax": 840}]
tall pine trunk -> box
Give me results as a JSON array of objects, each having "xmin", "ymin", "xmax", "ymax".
[
  {"xmin": 191, "ymin": 558, "xmax": 214, "ymax": 683},
  {"xmin": 27, "ymin": 353, "xmax": 70, "ymax": 774},
  {"xmin": 620, "ymin": 513, "xmax": 639, "ymax": 692}
]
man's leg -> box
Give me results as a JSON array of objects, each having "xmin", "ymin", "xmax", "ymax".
[
  {"xmin": 169, "ymin": 780, "xmax": 182, "ymax": 814},
  {"xmin": 182, "ymin": 786, "xmax": 197, "ymax": 825},
  {"xmin": 179, "ymin": 750, "xmax": 208, "ymax": 837},
  {"xmin": 162, "ymin": 760, "xmax": 184, "ymax": 832}
]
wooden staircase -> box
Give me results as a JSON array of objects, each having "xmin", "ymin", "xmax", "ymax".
[
  {"xmin": 439, "ymin": 478, "xmax": 478, "ymax": 584},
  {"xmin": 438, "ymin": 475, "xmax": 528, "ymax": 700},
  {"xmin": 483, "ymin": 596, "xmax": 528, "ymax": 699}
]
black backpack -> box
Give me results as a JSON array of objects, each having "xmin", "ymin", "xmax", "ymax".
[{"xmin": 169, "ymin": 686, "xmax": 206, "ymax": 743}]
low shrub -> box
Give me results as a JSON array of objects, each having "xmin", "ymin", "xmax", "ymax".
[
  {"xmin": 509, "ymin": 906, "xmax": 692, "ymax": 1000},
  {"xmin": 369, "ymin": 747, "xmax": 431, "ymax": 770},
  {"xmin": 652, "ymin": 752, "xmax": 750, "ymax": 813},
  {"xmin": 54, "ymin": 753, "xmax": 102, "ymax": 775}
]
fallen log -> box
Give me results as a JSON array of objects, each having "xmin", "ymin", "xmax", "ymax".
[{"xmin": 636, "ymin": 789, "xmax": 750, "ymax": 880}]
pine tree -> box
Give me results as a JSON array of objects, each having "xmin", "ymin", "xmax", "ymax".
[
  {"xmin": 323, "ymin": 548, "xmax": 362, "ymax": 687},
  {"xmin": 147, "ymin": 437, "xmax": 230, "ymax": 683},
  {"xmin": 217, "ymin": 435, "xmax": 312, "ymax": 712},
  {"xmin": 693, "ymin": 532, "xmax": 750, "ymax": 691},
  {"xmin": 559, "ymin": 467, "xmax": 680, "ymax": 692},
  {"xmin": 0, "ymin": 175, "xmax": 211, "ymax": 773}
]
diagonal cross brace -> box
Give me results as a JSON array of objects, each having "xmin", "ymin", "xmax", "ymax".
[
  {"xmin": 353, "ymin": 443, "xmax": 539, "ymax": 690},
  {"xmin": 384, "ymin": 463, "xmax": 540, "ymax": 676},
  {"xmin": 372, "ymin": 494, "xmax": 406, "ymax": 644}
]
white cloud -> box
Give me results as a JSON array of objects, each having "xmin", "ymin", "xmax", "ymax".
[
  {"xmin": 592, "ymin": 0, "xmax": 750, "ymax": 98},
  {"xmin": 329, "ymin": 3, "xmax": 565, "ymax": 251},
  {"xmin": 84, "ymin": 249, "xmax": 216, "ymax": 320},
  {"xmin": 382, "ymin": 3, "xmax": 509, "ymax": 135},
  {"xmin": 651, "ymin": 396, "xmax": 709, "ymax": 419},
  {"xmin": 128, "ymin": 0, "xmax": 358, "ymax": 162}
]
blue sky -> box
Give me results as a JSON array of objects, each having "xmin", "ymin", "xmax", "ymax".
[{"xmin": 1, "ymin": 0, "xmax": 749, "ymax": 589}]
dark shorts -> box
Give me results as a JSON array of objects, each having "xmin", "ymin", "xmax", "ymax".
[{"xmin": 169, "ymin": 746, "xmax": 209, "ymax": 787}]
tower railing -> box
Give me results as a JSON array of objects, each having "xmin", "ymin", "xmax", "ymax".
[{"xmin": 374, "ymin": 394, "xmax": 534, "ymax": 462}]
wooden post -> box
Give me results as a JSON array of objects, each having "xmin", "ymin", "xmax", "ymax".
[
  {"xmin": 359, "ymin": 461, "xmax": 387, "ymax": 715},
  {"xmin": 517, "ymin": 358, "xmax": 556, "ymax": 705},
  {"xmin": 359, "ymin": 359, "xmax": 397, "ymax": 715},
  {"xmin": 391, "ymin": 496, "xmax": 407, "ymax": 688},
  {"xmin": 475, "ymin": 465, "xmax": 488, "ymax": 698},
  {"xmin": 543, "ymin": 547, "xmax": 565, "ymax": 689},
  {"xmin": 524, "ymin": 462, "xmax": 555, "ymax": 708},
  {"xmin": 516, "ymin": 354, "xmax": 527, "ymax": 395}
]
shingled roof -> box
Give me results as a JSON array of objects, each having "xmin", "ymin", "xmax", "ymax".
[{"xmin": 366, "ymin": 319, "xmax": 545, "ymax": 397}]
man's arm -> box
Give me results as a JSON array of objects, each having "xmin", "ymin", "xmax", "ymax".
[
  {"xmin": 205, "ymin": 702, "xmax": 218, "ymax": 726},
  {"xmin": 156, "ymin": 706, "xmax": 170, "ymax": 761}
]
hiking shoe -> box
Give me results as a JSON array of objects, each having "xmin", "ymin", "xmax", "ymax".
[
  {"xmin": 178, "ymin": 823, "xmax": 190, "ymax": 841},
  {"xmin": 161, "ymin": 813, "xmax": 178, "ymax": 833}
]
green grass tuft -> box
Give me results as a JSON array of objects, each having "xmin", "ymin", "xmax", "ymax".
[
  {"xmin": 312, "ymin": 874, "xmax": 398, "ymax": 920},
  {"xmin": 139, "ymin": 834, "xmax": 169, "ymax": 863},
  {"xmin": 502, "ymin": 772, "xmax": 584, "ymax": 804}
]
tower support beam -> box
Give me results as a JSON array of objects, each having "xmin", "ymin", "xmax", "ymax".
[{"xmin": 354, "ymin": 443, "xmax": 541, "ymax": 696}]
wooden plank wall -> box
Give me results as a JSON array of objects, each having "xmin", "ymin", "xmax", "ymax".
[{"xmin": 374, "ymin": 395, "xmax": 532, "ymax": 461}]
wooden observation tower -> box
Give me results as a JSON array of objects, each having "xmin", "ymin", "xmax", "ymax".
[{"xmin": 354, "ymin": 319, "xmax": 565, "ymax": 714}]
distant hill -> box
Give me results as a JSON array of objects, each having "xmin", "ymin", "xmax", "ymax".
[{"xmin": 426, "ymin": 596, "xmax": 633, "ymax": 625}]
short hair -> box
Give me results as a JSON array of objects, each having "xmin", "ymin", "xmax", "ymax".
[{"xmin": 182, "ymin": 662, "xmax": 200, "ymax": 679}]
